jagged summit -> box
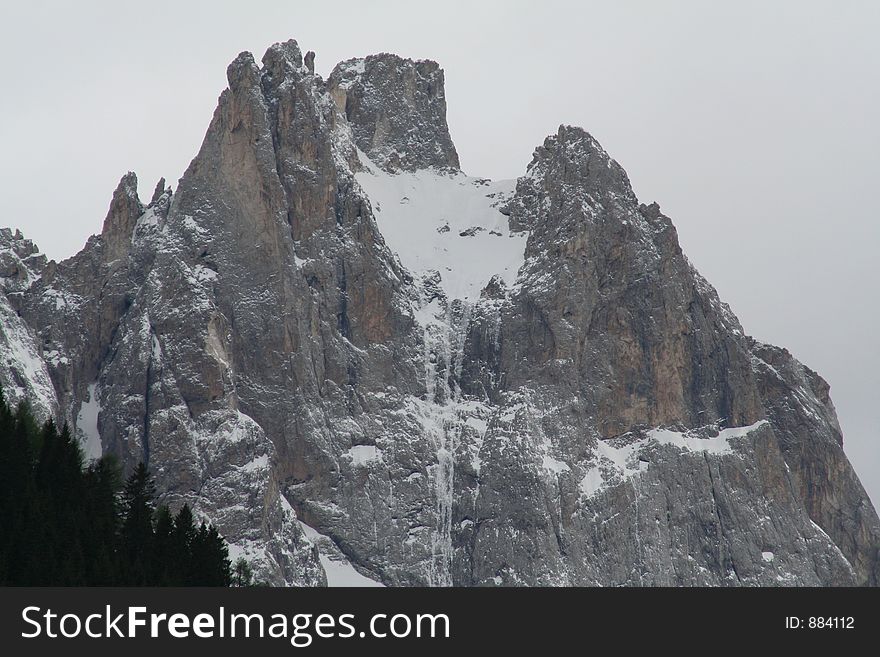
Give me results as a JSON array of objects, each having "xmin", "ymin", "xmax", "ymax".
[
  {"xmin": 0, "ymin": 228, "xmax": 46, "ymax": 293},
  {"xmin": 100, "ymin": 172, "xmax": 144, "ymax": 263},
  {"xmin": 149, "ymin": 177, "xmax": 169, "ymax": 206},
  {"xmin": 0, "ymin": 39, "xmax": 877, "ymax": 587},
  {"xmin": 329, "ymin": 52, "xmax": 460, "ymax": 172}
]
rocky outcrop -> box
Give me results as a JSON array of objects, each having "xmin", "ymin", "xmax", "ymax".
[
  {"xmin": 452, "ymin": 126, "xmax": 878, "ymax": 585},
  {"xmin": 328, "ymin": 54, "xmax": 460, "ymax": 172},
  {"xmin": 0, "ymin": 229, "xmax": 55, "ymax": 420},
  {"xmin": 1, "ymin": 39, "xmax": 877, "ymax": 586}
]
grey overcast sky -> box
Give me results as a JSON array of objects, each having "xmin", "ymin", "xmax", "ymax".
[{"xmin": 1, "ymin": 1, "xmax": 878, "ymax": 505}]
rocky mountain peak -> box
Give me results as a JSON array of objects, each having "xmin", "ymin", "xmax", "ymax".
[
  {"xmin": 226, "ymin": 50, "xmax": 262, "ymax": 92},
  {"xmin": 1, "ymin": 38, "xmax": 877, "ymax": 588},
  {"xmin": 100, "ymin": 171, "xmax": 143, "ymax": 263},
  {"xmin": 329, "ymin": 53, "xmax": 460, "ymax": 172},
  {"xmin": 148, "ymin": 177, "xmax": 167, "ymax": 206},
  {"xmin": 0, "ymin": 228, "xmax": 47, "ymax": 293},
  {"xmin": 535, "ymin": 125, "xmax": 634, "ymax": 199},
  {"xmin": 146, "ymin": 178, "xmax": 173, "ymax": 223},
  {"xmin": 261, "ymin": 39, "xmax": 309, "ymax": 80},
  {"xmin": 506, "ymin": 125, "xmax": 636, "ymax": 235}
]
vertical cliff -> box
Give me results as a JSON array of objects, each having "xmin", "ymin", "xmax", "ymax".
[{"xmin": 2, "ymin": 39, "xmax": 876, "ymax": 586}]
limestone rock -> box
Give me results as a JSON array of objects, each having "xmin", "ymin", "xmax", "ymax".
[
  {"xmin": 1, "ymin": 40, "xmax": 876, "ymax": 587},
  {"xmin": 329, "ymin": 54, "xmax": 460, "ymax": 172}
]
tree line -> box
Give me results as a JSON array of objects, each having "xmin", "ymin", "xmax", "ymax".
[{"xmin": 0, "ymin": 388, "xmax": 250, "ymax": 586}]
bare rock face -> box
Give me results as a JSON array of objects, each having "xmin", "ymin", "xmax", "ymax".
[
  {"xmin": 2, "ymin": 39, "xmax": 877, "ymax": 587},
  {"xmin": 453, "ymin": 126, "xmax": 878, "ymax": 585},
  {"xmin": 328, "ymin": 54, "xmax": 460, "ymax": 172},
  {"xmin": 101, "ymin": 172, "xmax": 144, "ymax": 264}
]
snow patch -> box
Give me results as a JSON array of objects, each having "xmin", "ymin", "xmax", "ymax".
[
  {"xmin": 240, "ymin": 454, "xmax": 269, "ymax": 472},
  {"xmin": 0, "ymin": 299, "xmax": 57, "ymax": 418},
  {"xmin": 542, "ymin": 455, "xmax": 570, "ymax": 474},
  {"xmin": 579, "ymin": 467, "xmax": 606, "ymax": 497},
  {"xmin": 355, "ymin": 161, "xmax": 527, "ymax": 302},
  {"xmin": 647, "ymin": 424, "xmax": 753, "ymax": 456},
  {"xmin": 579, "ymin": 421, "xmax": 767, "ymax": 498},
  {"xmin": 319, "ymin": 555, "xmax": 385, "ymax": 588},
  {"xmin": 297, "ymin": 521, "xmax": 384, "ymax": 587},
  {"xmin": 345, "ymin": 445, "xmax": 381, "ymax": 465},
  {"xmin": 75, "ymin": 383, "xmax": 103, "ymax": 461}
]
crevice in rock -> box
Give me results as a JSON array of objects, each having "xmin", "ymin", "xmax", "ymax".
[
  {"xmin": 703, "ymin": 452, "xmax": 741, "ymax": 584},
  {"xmin": 142, "ymin": 325, "xmax": 157, "ymax": 468},
  {"xmin": 336, "ymin": 260, "xmax": 350, "ymax": 339}
]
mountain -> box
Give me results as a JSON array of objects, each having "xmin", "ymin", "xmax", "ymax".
[{"xmin": 1, "ymin": 39, "xmax": 877, "ymax": 586}]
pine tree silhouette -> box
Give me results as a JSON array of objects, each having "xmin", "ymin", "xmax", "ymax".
[{"xmin": 0, "ymin": 385, "xmax": 237, "ymax": 586}]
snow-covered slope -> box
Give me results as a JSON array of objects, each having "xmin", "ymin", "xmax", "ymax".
[
  {"xmin": 356, "ymin": 159, "xmax": 527, "ymax": 302},
  {"xmin": 0, "ymin": 295, "xmax": 57, "ymax": 420},
  {"xmin": 298, "ymin": 521, "xmax": 384, "ymax": 587},
  {"xmin": 74, "ymin": 382, "xmax": 103, "ymax": 460},
  {"xmin": 0, "ymin": 229, "xmax": 57, "ymax": 420}
]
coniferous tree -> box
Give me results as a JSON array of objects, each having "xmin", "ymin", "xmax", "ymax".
[
  {"xmin": 83, "ymin": 455, "xmax": 123, "ymax": 584},
  {"xmin": 152, "ymin": 504, "xmax": 175, "ymax": 585},
  {"xmin": 232, "ymin": 557, "xmax": 254, "ymax": 587},
  {"xmin": 169, "ymin": 503, "xmax": 196, "ymax": 584},
  {"xmin": 206, "ymin": 525, "xmax": 232, "ymax": 586},
  {"xmin": 190, "ymin": 522, "xmax": 232, "ymax": 586},
  {"xmin": 0, "ymin": 386, "xmax": 235, "ymax": 587},
  {"xmin": 37, "ymin": 422, "xmax": 87, "ymax": 584},
  {"xmin": 0, "ymin": 388, "xmax": 21, "ymax": 581},
  {"xmin": 121, "ymin": 463, "xmax": 157, "ymax": 584}
]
